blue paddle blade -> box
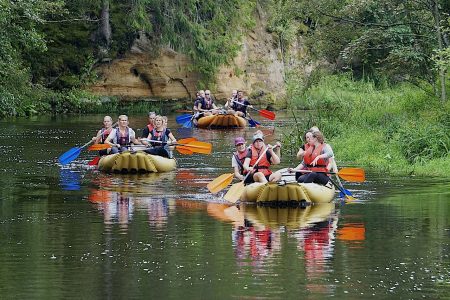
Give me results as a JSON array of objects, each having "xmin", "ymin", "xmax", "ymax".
[
  {"xmin": 339, "ymin": 189, "xmax": 353, "ymax": 198},
  {"xmin": 182, "ymin": 119, "xmax": 193, "ymax": 128},
  {"xmin": 176, "ymin": 114, "xmax": 193, "ymax": 124},
  {"xmin": 248, "ymin": 118, "xmax": 260, "ymax": 127},
  {"xmin": 58, "ymin": 147, "xmax": 82, "ymax": 165}
]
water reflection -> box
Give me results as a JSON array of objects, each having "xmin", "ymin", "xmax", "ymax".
[
  {"xmin": 59, "ymin": 168, "xmax": 81, "ymax": 190},
  {"xmin": 88, "ymin": 189, "xmax": 134, "ymax": 231}
]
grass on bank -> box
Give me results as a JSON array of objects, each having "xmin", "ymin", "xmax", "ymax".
[{"xmin": 285, "ymin": 74, "xmax": 450, "ymax": 177}]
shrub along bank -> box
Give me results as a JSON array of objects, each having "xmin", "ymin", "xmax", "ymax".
[{"xmin": 284, "ymin": 74, "xmax": 450, "ymax": 177}]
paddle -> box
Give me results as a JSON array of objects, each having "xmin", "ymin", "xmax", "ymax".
[
  {"xmin": 176, "ymin": 114, "xmax": 193, "ymax": 124},
  {"xmin": 223, "ymin": 145, "xmax": 274, "ymax": 203},
  {"xmin": 58, "ymin": 122, "xmax": 118, "ymax": 165},
  {"xmin": 329, "ymin": 178, "xmax": 356, "ymax": 201},
  {"xmin": 232, "ymin": 100, "xmax": 276, "ymax": 120},
  {"xmin": 141, "ymin": 138, "xmax": 212, "ymax": 154},
  {"xmin": 207, "ymin": 173, "xmax": 234, "ymax": 194},
  {"xmin": 88, "ymin": 156, "xmax": 101, "ymax": 166},
  {"xmin": 247, "ymin": 115, "xmax": 260, "ymax": 127},
  {"xmin": 59, "ymin": 140, "xmax": 94, "ymax": 165},
  {"xmin": 87, "ymin": 144, "xmax": 112, "ymax": 151},
  {"xmin": 284, "ymin": 167, "xmax": 365, "ymax": 182},
  {"xmin": 331, "ymin": 160, "xmax": 354, "ymax": 200}
]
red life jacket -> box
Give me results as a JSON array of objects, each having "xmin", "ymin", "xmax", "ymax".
[
  {"xmin": 147, "ymin": 124, "xmax": 154, "ymax": 132},
  {"xmin": 249, "ymin": 144, "xmax": 272, "ymax": 176},
  {"xmin": 303, "ymin": 143, "xmax": 328, "ymax": 172},
  {"xmin": 233, "ymin": 148, "xmax": 249, "ymax": 175},
  {"xmin": 100, "ymin": 127, "xmax": 113, "ymax": 143}
]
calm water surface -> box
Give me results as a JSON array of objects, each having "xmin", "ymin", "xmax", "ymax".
[{"xmin": 0, "ymin": 113, "xmax": 449, "ymax": 299}]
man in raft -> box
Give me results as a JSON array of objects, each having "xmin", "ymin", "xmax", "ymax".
[
  {"xmin": 289, "ymin": 131, "xmax": 334, "ymax": 187},
  {"xmin": 105, "ymin": 115, "xmax": 142, "ymax": 153},
  {"xmin": 92, "ymin": 115, "xmax": 114, "ymax": 156},
  {"xmin": 142, "ymin": 115, "xmax": 177, "ymax": 158},
  {"xmin": 231, "ymin": 136, "xmax": 249, "ymax": 181},
  {"xmin": 242, "ymin": 130, "xmax": 282, "ymax": 184},
  {"xmin": 225, "ymin": 90, "xmax": 251, "ymax": 117}
]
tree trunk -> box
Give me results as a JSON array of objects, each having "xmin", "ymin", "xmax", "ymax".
[
  {"xmin": 99, "ymin": 0, "xmax": 111, "ymax": 51},
  {"xmin": 432, "ymin": 0, "xmax": 446, "ymax": 102}
]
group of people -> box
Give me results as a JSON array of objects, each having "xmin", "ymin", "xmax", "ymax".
[
  {"xmin": 92, "ymin": 112, "xmax": 176, "ymax": 158},
  {"xmin": 232, "ymin": 127, "xmax": 335, "ymax": 187},
  {"xmin": 192, "ymin": 89, "xmax": 253, "ymax": 123}
]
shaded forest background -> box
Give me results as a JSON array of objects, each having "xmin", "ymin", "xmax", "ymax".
[{"xmin": 0, "ymin": 0, "xmax": 449, "ymax": 175}]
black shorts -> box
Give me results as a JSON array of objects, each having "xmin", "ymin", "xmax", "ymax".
[{"xmin": 244, "ymin": 173, "xmax": 271, "ymax": 185}]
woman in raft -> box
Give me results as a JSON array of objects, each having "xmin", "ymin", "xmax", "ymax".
[
  {"xmin": 92, "ymin": 115, "xmax": 115, "ymax": 156},
  {"xmin": 142, "ymin": 115, "xmax": 177, "ymax": 158},
  {"xmin": 289, "ymin": 130, "xmax": 335, "ymax": 187}
]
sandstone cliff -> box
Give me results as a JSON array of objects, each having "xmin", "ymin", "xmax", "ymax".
[{"xmin": 89, "ymin": 8, "xmax": 289, "ymax": 105}]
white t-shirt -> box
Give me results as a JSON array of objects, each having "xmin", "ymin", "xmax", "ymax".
[{"xmin": 107, "ymin": 128, "xmax": 136, "ymax": 144}]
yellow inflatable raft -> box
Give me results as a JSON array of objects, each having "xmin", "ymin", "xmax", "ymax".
[
  {"xmin": 240, "ymin": 182, "xmax": 335, "ymax": 204},
  {"xmin": 98, "ymin": 151, "xmax": 176, "ymax": 173},
  {"xmin": 197, "ymin": 114, "xmax": 247, "ymax": 129},
  {"xmin": 243, "ymin": 202, "xmax": 335, "ymax": 229}
]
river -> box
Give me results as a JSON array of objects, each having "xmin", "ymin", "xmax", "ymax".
[{"xmin": 0, "ymin": 113, "xmax": 448, "ymax": 299}]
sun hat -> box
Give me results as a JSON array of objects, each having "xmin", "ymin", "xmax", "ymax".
[
  {"xmin": 252, "ymin": 131, "xmax": 264, "ymax": 143},
  {"xmin": 234, "ymin": 137, "xmax": 246, "ymax": 146}
]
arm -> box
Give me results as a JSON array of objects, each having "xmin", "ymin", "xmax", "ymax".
[
  {"xmin": 105, "ymin": 131, "xmax": 117, "ymax": 147},
  {"xmin": 296, "ymin": 145, "xmax": 305, "ymax": 160},
  {"xmin": 168, "ymin": 132, "xmax": 177, "ymax": 143},
  {"xmin": 92, "ymin": 129, "xmax": 102, "ymax": 143},
  {"xmin": 242, "ymin": 157, "xmax": 253, "ymax": 173},
  {"xmin": 231, "ymin": 156, "xmax": 245, "ymax": 180},
  {"xmin": 268, "ymin": 144, "xmax": 281, "ymax": 165},
  {"xmin": 130, "ymin": 129, "xmax": 141, "ymax": 145}
]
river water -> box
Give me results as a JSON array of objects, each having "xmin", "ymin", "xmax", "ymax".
[{"xmin": 0, "ymin": 113, "xmax": 449, "ymax": 299}]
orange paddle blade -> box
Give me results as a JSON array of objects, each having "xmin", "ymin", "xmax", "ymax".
[
  {"xmin": 337, "ymin": 168, "xmax": 365, "ymax": 182},
  {"xmin": 207, "ymin": 173, "xmax": 234, "ymax": 194},
  {"xmin": 88, "ymin": 144, "xmax": 112, "ymax": 151},
  {"xmin": 223, "ymin": 181, "xmax": 244, "ymax": 203},
  {"xmin": 259, "ymin": 109, "xmax": 276, "ymax": 120},
  {"xmin": 176, "ymin": 146, "xmax": 194, "ymax": 155},
  {"xmin": 176, "ymin": 141, "xmax": 212, "ymax": 154},
  {"xmin": 178, "ymin": 137, "xmax": 197, "ymax": 144}
]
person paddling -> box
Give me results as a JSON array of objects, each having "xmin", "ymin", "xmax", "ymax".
[
  {"xmin": 105, "ymin": 115, "xmax": 141, "ymax": 153},
  {"xmin": 92, "ymin": 116, "xmax": 114, "ymax": 156},
  {"xmin": 231, "ymin": 137, "xmax": 249, "ymax": 181},
  {"xmin": 289, "ymin": 131, "xmax": 334, "ymax": 187},
  {"xmin": 242, "ymin": 130, "xmax": 282, "ymax": 184},
  {"xmin": 141, "ymin": 111, "xmax": 156, "ymax": 138},
  {"xmin": 226, "ymin": 90, "xmax": 251, "ymax": 117},
  {"xmin": 142, "ymin": 115, "xmax": 177, "ymax": 158},
  {"xmin": 196, "ymin": 89, "xmax": 219, "ymax": 116}
]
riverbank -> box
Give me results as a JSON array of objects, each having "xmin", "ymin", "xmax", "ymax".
[{"xmin": 284, "ymin": 74, "xmax": 450, "ymax": 177}]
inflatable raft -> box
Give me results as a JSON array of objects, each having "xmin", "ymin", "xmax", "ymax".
[
  {"xmin": 240, "ymin": 182, "xmax": 335, "ymax": 205},
  {"xmin": 197, "ymin": 114, "xmax": 247, "ymax": 129},
  {"xmin": 98, "ymin": 151, "xmax": 176, "ymax": 173}
]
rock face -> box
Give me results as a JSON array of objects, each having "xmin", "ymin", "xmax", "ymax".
[{"xmin": 89, "ymin": 9, "xmax": 288, "ymax": 104}]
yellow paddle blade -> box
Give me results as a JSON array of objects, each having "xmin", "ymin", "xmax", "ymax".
[
  {"xmin": 223, "ymin": 182, "xmax": 245, "ymax": 203},
  {"xmin": 338, "ymin": 168, "xmax": 365, "ymax": 182},
  {"xmin": 207, "ymin": 173, "xmax": 234, "ymax": 194},
  {"xmin": 88, "ymin": 144, "xmax": 112, "ymax": 151}
]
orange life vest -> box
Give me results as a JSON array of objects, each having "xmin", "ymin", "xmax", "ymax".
[
  {"xmin": 249, "ymin": 144, "xmax": 272, "ymax": 176},
  {"xmin": 303, "ymin": 143, "xmax": 328, "ymax": 172}
]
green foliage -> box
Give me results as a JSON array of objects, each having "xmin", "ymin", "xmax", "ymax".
[{"xmin": 285, "ymin": 74, "xmax": 450, "ymax": 177}]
